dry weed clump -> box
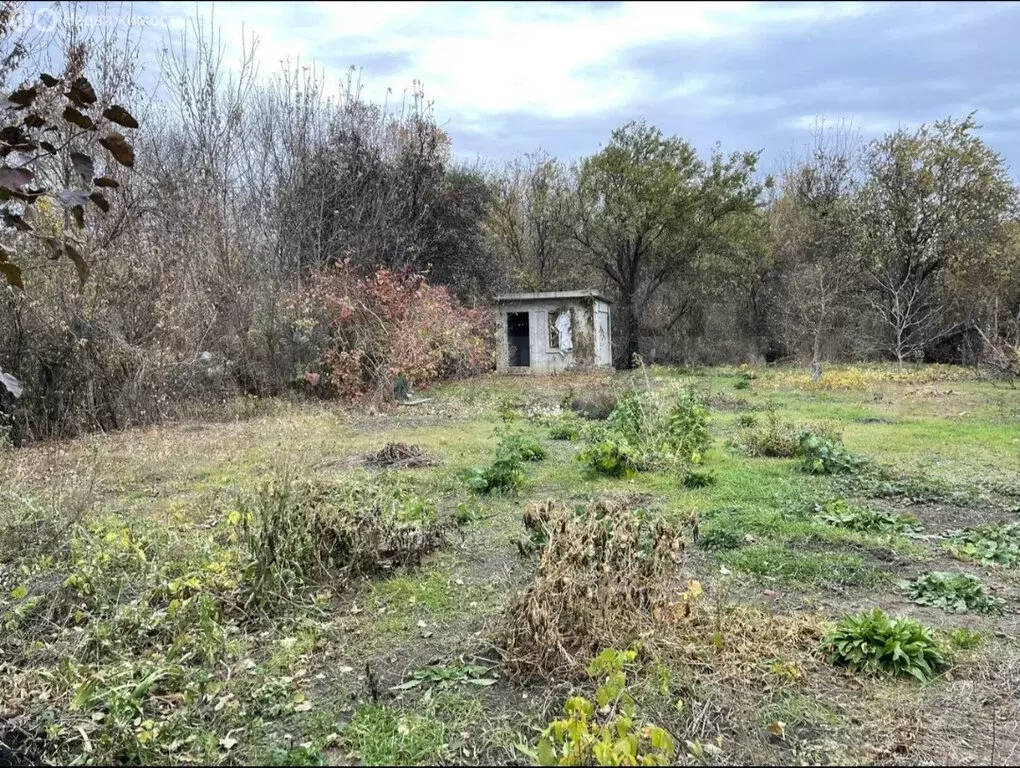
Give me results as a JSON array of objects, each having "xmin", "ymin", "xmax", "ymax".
[
  {"xmin": 239, "ymin": 474, "xmax": 448, "ymax": 609},
  {"xmin": 671, "ymin": 607, "xmax": 827, "ymax": 690},
  {"xmin": 500, "ymin": 498, "xmax": 693, "ymax": 677},
  {"xmin": 363, "ymin": 442, "xmax": 440, "ymax": 468}
]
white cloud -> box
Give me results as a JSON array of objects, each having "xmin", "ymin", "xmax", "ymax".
[{"xmin": 153, "ymin": 0, "xmax": 877, "ymax": 124}]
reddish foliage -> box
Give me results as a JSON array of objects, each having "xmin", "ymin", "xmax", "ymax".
[{"xmin": 304, "ymin": 262, "xmax": 494, "ymax": 400}]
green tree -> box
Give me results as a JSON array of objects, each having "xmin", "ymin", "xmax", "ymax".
[
  {"xmin": 858, "ymin": 114, "xmax": 1016, "ymax": 367},
  {"xmin": 572, "ymin": 121, "xmax": 760, "ymax": 366}
]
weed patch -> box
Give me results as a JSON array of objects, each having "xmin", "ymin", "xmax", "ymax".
[
  {"xmin": 238, "ymin": 473, "xmax": 447, "ymax": 608},
  {"xmin": 903, "ymin": 572, "xmax": 1005, "ymax": 615},
  {"xmin": 342, "ymin": 704, "xmax": 449, "ymax": 765},
  {"xmin": 813, "ymin": 499, "xmax": 920, "ymax": 534},
  {"xmin": 462, "ymin": 427, "xmax": 547, "ymax": 495},
  {"xmin": 721, "ymin": 544, "xmax": 879, "ymax": 588},
  {"xmin": 821, "ymin": 608, "xmax": 946, "ymax": 681},
  {"xmin": 944, "ymin": 522, "xmax": 1020, "ymax": 566}
]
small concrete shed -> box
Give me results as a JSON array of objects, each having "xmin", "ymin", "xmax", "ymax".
[{"xmin": 494, "ymin": 290, "xmax": 613, "ymax": 373}]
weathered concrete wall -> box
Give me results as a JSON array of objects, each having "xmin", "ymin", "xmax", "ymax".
[
  {"xmin": 593, "ymin": 299, "xmax": 612, "ymax": 367},
  {"xmin": 496, "ymin": 297, "xmax": 613, "ymax": 374}
]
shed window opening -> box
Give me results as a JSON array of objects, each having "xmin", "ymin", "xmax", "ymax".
[{"xmin": 548, "ymin": 312, "xmax": 560, "ymax": 349}]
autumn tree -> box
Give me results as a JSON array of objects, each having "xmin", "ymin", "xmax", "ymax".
[
  {"xmin": 770, "ymin": 123, "xmax": 862, "ymax": 377},
  {"xmin": 858, "ymin": 115, "xmax": 1016, "ymax": 367},
  {"xmin": 487, "ymin": 151, "xmax": 575, "ymax": 291},
  {"xmin": 572, "ymin": 121, "xmax": 760, "ymax": 366}
]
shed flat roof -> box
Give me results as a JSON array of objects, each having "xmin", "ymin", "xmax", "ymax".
[{"xmin": 494, "ymin": 289, "xmax": 613, "ymax": 305}]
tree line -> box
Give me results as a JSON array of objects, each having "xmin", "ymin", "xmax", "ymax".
[{"xmin": 1, "ymin": 2, "xmax": 1018, "ymax": 442}]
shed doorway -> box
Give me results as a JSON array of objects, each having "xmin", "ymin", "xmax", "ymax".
[{"xmin": 507, "ymin": 312, "xmax": 530, "ymax": 367}]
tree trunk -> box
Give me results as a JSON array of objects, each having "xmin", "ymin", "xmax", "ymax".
[
  {"xmin": 617, "ymin": 291, "xmax": 641, "ymax": 368},
  {"xmin": 811, "ymin": 324, "xmax": 823, "ymax": 382}
]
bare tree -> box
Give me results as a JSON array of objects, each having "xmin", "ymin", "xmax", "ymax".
[
  {"xmin": 487, "ymin": 150, "xmax": 575, "ymax": 290},
  {"xmin": 770, "ymin": 120, "xmax": 862, "ymax": 378}
]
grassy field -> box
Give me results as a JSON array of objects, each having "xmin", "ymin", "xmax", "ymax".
[{"xmin": 2, "ymin": 363, "xmax": 1019, "ymax": 766}]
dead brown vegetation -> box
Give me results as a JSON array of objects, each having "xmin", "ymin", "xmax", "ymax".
[
  {"xmin": 363, "ymin": 442, "xmax": 440, "ymax": 469},
  {"xmin": 499, "ymin": 498, "xmax": 689, "ymax": 677}
]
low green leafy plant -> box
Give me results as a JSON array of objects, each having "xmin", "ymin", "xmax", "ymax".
[
  {"xmin": 903, "ymin": 571, "xmax": 1005, "ymax": 615},
  {"xmin": 499, "ymin": 397, "xmax": 523, "ymax": 423},
  {"xmin": 697, "ymin": 527, "xmax": 743, "ymax": 551},
  {"xmin": 548, "ymin": 412, "xmax": 584, "ymax": 441},
  {"xmin": 680, "ymin": 468, "xmax": 717, "ymax": 489},
  {"xmin": 945, "ymin": 627, "xmax": 984, "ymax": 651},
  {"xmin": 390, "ymin": 662, "xmax": 497, "ymax": 692},
  {"xmin": 499, "ymin": 430, "xmax": 548, "ymax": 462},
  {"xmin": 944, "ymin": 522, "xmax": 1020, "ymax": 566},
  {"xmin": 462, "ymin": 429, "xmax": 547, "ymax": 494},
  {"xmin": 529, "ymin": 648, "xmax": 674, "ymax": 766},
  {"xmin": 821, "ymin": 608, "xmax": 946, "ymax": 681},
  {"xmin": 796, "ymin": 432, "xmax": 864, "ymax": 475},
  {"xmin": 813, "ymin": 499, "xmax": 920, "ymax": 534}
]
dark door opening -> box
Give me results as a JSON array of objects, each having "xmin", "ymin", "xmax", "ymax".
[{"xmin": 507, "ymin": 312, "xmax": 530, "ymax": 367}]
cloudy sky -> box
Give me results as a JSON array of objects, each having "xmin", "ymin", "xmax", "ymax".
[{"xmin": 20, "ymin": 1, "xmax": 1020, "ymax": 175}]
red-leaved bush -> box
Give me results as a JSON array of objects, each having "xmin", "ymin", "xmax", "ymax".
[{"xmin": 300, "ymin": 262, "xmax": 495, "ymax": 400}]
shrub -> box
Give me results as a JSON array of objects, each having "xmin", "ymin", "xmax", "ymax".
[
  {"xmin": 740, "ymin": 409, "xmax": 799, "ymax": 458},
  {"xmin": 813, "ymin": 499, "xmax": 919, "ymax": 534},
  {"xmin": 238, "ymin": 473, "xmax": 446, "ymax": 607},
  {"xmin": 501, "ymin": 499, "xmax": 694, "ymax": 675},
  {"xmin": 607, "ymin": 388, "xmax": 653, "ymax": 446},
  {"xmin": 944, "ymin": 522, "xmax": 1020, "ymax": 566},
  {"xmin": 821, "ymin": 608, "xmax": 946, "ymax": 681},
  {"xmin": 532, "ymin": 648, "xmax": 675, "ymax": 766},
  {"xmin": 796, "ymin": 432, "xmax": 863, "ymax": 475},
  {"xmin": 462, "ymin": 429, "xmax": 546, "ymax": 494},
  {"xmin": 904, "ymin": 572, "xmax": 1005, "ymax": 615},
  {"xmin": 661, "ymin": 389, "xmax": 711, "ymax": 461},
  {"xmin": 737, "ymin": 413, "xmax": 758, "ymax": 429},
  {"xmin": 303, "ymin": 263, "xmax": 495, "ymax": 401},
  {"xmin": 577, "ymin": 427, "xmax": 640, "ymax": 478},
  {"xmin": 578, "ymin": 387, "xmax": 712, "ymax": 477}
]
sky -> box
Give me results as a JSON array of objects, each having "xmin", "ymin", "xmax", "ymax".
[{"xmin": 16, "ymin": 1, "xmax": 1020, "ymax": 176}]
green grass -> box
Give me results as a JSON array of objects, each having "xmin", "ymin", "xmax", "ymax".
[
  {"xmin": 342, "ymin": 704, "xmax": 450, "ymax": 765},
  {"xmin": 719, "ymin": 544, "xmax": 883, "ymax": 588}
]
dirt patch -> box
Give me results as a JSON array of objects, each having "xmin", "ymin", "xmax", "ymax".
[
  {"xmin": 877, "ymin": 500, "xmax": 1015, "ymax": 533},
  {"xmin": 363, "ymin": 442, "xmax": 441, "ymax": 469}
]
